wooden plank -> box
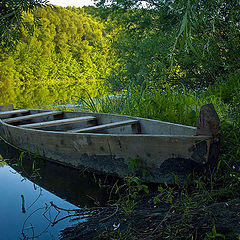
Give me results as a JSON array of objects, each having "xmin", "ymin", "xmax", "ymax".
[
  {"xmin": 0, "ymin": 109, "xmax": 30, "ymax": 118},
  {"xmin": 69, "ymin": 119, "xmax": 139, "ymax": 133},
  {"xmin": 0, "ymin": 104, "xmax": 13, "ymax": 112},
  {"xmin": 4, "ymin": 111, "xmax": 62, "ymax": 123},
  {"xmin": 19, "ymin": 116, "xmax": 96, "ymax": 129}
]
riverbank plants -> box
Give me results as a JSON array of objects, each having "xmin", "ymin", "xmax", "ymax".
[
  {"xmin": 76, "ymin": 79, "xmax": 240, "ymax": 239},
  {"xmin": 114, "ymin": 176, "xmax": 149, "ymax": 215},
  {"xmin": 77, "ymin": 81, "xmax": 230, "ymax": 126}
]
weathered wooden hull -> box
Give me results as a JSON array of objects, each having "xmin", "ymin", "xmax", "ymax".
[
  {"xmin": 0, "ymin": 139, "xmax": 106, "ymax": 207},
  {"xmin": 0, "ymin": 108, "xmax": 213, "ymax": 184}
]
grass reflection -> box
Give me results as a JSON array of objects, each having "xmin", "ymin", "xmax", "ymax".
[
  {"xmin": 0, "ymin": 154, "xmax": 6, "ymax": 167},
  {"xmin": 0, "ymin": 160, "xmax": 6, "ymax": 167}
]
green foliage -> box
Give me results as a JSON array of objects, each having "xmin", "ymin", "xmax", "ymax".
[
  {"xmin": 208, "ymin": 69, "xmax": 240, "ymax": 104},
  {"xmin": 90, "ymin": 5, "xmax": 177, "ymax": 90},
  {"xmin": 30, "ymin": 159, "xmax": 41, "ymax": 178},
  {"xmin": 153, "ymin": 185, "xmax": 175, "ymax": 205},
  {"xmin": 217, "ymin": 119, "xmax": 240, "ymax": 186},
  {"xmin": 18, "ymin": 152, "xmax": 25, "ymax": 167},
  {"xmin": 0, "ymin": 0, "xmax": 49, "ymax": 48},
  {"xmin": 94, "ymin": 0, "xmax": 240, "ymax": 88},
  {"xmin": 0, "ymin": 6, "xmax": 114, "ymax": 107},
  {"xmin": 17, "ymin": 6, "xmax": 112, "ymax": 82},
  {"xmin": 79, "ymin": 82, "xmax": 229, "ymax": 126},
  {"xmin": 115, "ymin": 176, "xmax": 149, "ymax": 215},
  {"xmin": 0, "ymin": 80, "xmax": 106, "ymax": 108},
  {"xmin": 204, "ymin": 225, "xmax": 225, "ymax": 240},
  {"xmin": 94, "ymin": 0, "xmax": 168, "ymax": 9},
  {"xmin": 94, "ymin": 226, "xmax": 132, "ymax": 240}
]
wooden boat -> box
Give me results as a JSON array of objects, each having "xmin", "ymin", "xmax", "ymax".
[
  {"xmin": 0, "ymin": 139, "xmax": 106, "ymax": 206},
  {"xmin": 0, "ymin": 104, "xmax": 220, "ymax": 184}
]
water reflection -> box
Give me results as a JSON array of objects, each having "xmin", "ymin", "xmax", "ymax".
[
  {"xmin": 0, "ymin": 158, "xmax": 6, "ymax": 167},
  {"xmin": 0, "ymin": 140, "xmax": 111, "ymax": 240},
  {"xmin": 0, "ymin": 162, "xmax": 79, "ymax": 240},
  {"xmin": 0, "ymin": 80, "xmax": 105, "ymax": 109}
]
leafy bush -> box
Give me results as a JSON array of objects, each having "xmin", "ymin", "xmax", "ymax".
[{"xmin": 208, "ymin": 69, "xmax": 240, "ymax": 104}]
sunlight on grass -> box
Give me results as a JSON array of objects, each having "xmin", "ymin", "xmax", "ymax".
[{"xmin": 76, "ymin": 83, "xmax": 230, "ymax": 127}]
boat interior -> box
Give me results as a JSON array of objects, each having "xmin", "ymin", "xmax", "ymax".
[{"xmin": 0, "ymin": 104, "xmax": 196, "ymax": 136}]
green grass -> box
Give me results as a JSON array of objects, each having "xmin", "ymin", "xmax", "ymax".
[
  {"xmin": 75, "ymin": 80, "xmax": 240, "ymax": 239},
  {"xmin": 77, "ymin": 82, "xmax": 230, "ymax": 126}
]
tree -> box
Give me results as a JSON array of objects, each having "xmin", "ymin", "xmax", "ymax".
[
  {"xmin": 0, "ymin": 0, "xmax": 49, "ymax": 47},
  {"xmin": 0, "ymin": 6, "xmax": 114, "ymax": 85},
  {"xmin": 94, "ymin": 0, "xmax": 240, "ymax": 88},
  {"xmin": 94, "ymin": 0, "xmax": 166, "ymax": 9}
]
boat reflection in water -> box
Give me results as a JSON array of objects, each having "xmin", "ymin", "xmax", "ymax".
[{"xmin": 0, "ymin": 140, "xmax": 109, "ymax": 240}]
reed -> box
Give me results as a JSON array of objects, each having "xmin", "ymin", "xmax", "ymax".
[{"xmin": 77, "ymin": 83, "xmax": 229, "ymax": 127}]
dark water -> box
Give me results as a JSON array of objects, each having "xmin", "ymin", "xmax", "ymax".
[{"xmin": 0, "ymin": 140, "xmax": 110, "ymax": 240}]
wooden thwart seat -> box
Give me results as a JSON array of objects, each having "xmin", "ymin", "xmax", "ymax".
[
  {"xmin": 19, "ymin": 116, "xmax": 96, "ymax": 129},
  {"xmin": 3, "ymin": 111, "xmax": 62, "ymax": 123},
  {"xmin": 0, "ymin": 109, "xmax": 30, "ymax": 118},
  {"xmin": 68, "ymin": 119, "xmax": 140, "ymax": 133}
]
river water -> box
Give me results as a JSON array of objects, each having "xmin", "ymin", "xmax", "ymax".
[
  {"xmin": 0, "ymin": 81, "xmax": 109, "ymax": 239},
  {"xmin": 0, "ymin": 140, "xmax": 110, "ymax": 240}
]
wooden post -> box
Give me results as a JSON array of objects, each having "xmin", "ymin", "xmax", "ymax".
[
  {"xmin": 196, "ymin": 103, "xmax": 220, "ymax": 136},
  {"xmin": 196, "ymin": 103, "xmax": 221, "ymax": 169}
]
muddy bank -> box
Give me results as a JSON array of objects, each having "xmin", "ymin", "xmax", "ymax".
[{"xmin": 60, "ymin": 195, "xmax": 240, "ymax": 240}]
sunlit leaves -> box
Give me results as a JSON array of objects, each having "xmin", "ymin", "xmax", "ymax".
[
  {"xmin": 0, "ymin": 6, "xmax": 113, "ymax": 85},
  {"xmin": 0, "ymin": 0, "xmax": 49, "ymax": 48}
]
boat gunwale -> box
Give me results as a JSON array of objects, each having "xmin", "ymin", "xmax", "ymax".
[
  {"xmin": 0, "ymin": 119, "xmax": 212, "ymax": 140},
  {"xmin": 1, "ymin": 108, "xmax": 196, "ymax": 127}
]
